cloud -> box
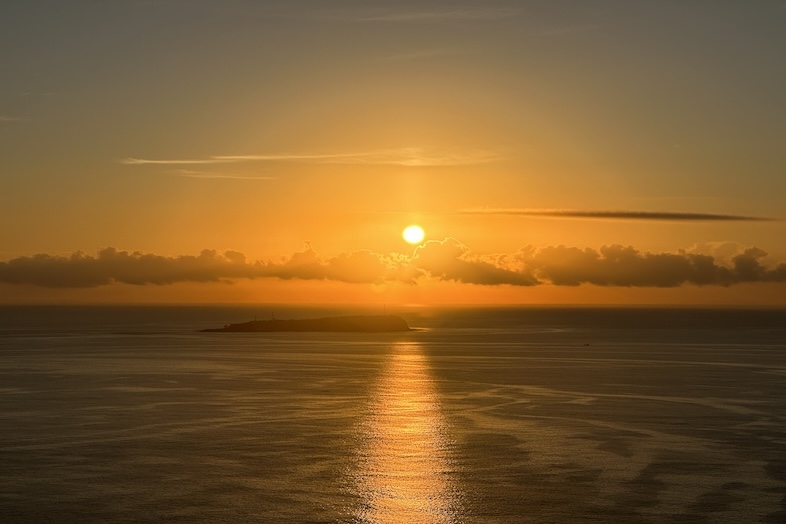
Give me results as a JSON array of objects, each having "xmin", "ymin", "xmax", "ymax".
[
  {"xmin": 385, "ymin": 47, "xmax": 460, "ymax": 62},
  {"xmin": 686, "ymin": 242, "xmax": 751, "ymax": 265},
  {"xmin": 333, "ymin": 7, "xmax": 521, "ymax": 22},
  {"xmin": 122, "ymin": 158, "xmax": 228, "ymax": 165},
  {"xmin": 121, "ymin": 148, "xmax": 501, "ymax": 168},
  {"xmin": 0, "ymin": 249, "xmax": 260, "ymax": 288},
  {"xmin": 460, "ymin": 208, "xmax": 776, "ymax": 222},
  {"xmin": 264, "ymin": 247, "xmax": 415, "ymax": 284},
  {"xmin": 2, "ymin": 241, "xmax": 785, "ymax": 289},
  {"xmin": 0, "ymin": 116, "xmax": 25, "ymax": 122},
  {"xmin": 413, "ymin": 239, "xmax": 538, "ymax": 286},
  {"xmin": 168, "ymin": 170, "xmax": 276, "ymax": 180},
  {"xmin": 523, "ymin": 245, "xmax": 717, "ymax": 287}
]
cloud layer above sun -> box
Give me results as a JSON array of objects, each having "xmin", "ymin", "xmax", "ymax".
[{"xmin": 2, "ymin": 240, "xmax": 785, "ymax": 289}]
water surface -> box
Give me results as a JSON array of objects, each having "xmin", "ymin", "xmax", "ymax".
[{"xmin": 1, "ymin": 306, "xmax": 785, "ymax": 523}]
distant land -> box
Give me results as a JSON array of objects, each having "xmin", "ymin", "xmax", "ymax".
[{"xmin": 201, "ymin": 315, "xmax": 411, "ymax": 333}]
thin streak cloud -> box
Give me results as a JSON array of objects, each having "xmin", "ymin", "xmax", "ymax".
[
  {"xmin": 169, "ymin": 170, "xmax": 276, "ymax": 180},
  {"xmin": 121, "ymin": 158, "xmax": 228, "ymax": 165},
  {"xmin": 122, "ymin": 148, "xmax": 501, "ymax": 167},
  {"xmin": 385, "ymin": 47, "xmax": 462, "ymax": 62},
  {"xmin": 460, "ymin": 209, "xmax": 776, "ymax": 222},
  {"xmin": 334, "ymin": 7, "xmax": 521, "ymax": 22}
]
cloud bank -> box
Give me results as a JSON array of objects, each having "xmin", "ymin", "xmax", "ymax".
[
  {"xmin": 2, "ymin": 241, "xmax": 785, "ymax": 289},
  {"xmin": 460, "ymin": 209, "xmax": 775, "ymax": 222}
]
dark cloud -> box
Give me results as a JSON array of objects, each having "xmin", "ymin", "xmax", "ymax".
[
  {"xmin": 1, "ymin": 242, "xmax": 785, "ymax": 289},
  {"xmin": 412, "ymin": 239, "xmax": 538, "ymax": 286},
  {"xmin": 520, "ymin": 245, "xmax": 786, "ymax": 287},
  {"xmin": 523, "ymin": 245, "xmax": 724, "ymax": 287},
  {"xmin": 460, "ymin": 209, "xmax": 775, "ymax": 222},
  {"xmin": 0, "ymin": 248, "xmax": 260, "ymax": 288},
  {"xmin": 260, "ymin": 246, "xmax": 413, "ymax": 284}
]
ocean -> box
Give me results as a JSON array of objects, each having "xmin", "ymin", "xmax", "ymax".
[{"xmin": 1, "ymin": 305, "xmax": 784, "ymax": 523}]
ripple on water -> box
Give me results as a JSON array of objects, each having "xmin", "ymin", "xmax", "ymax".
[{"xmin": 351, "ymin": 342, "xmax": 462, "ymax": 524}]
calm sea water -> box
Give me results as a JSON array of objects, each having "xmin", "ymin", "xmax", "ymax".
[{"xmin": 1, "ymin": 305, "xmax": 785, "ymax": 523}]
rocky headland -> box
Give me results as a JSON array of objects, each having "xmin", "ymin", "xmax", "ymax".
[{"xmin": 201, "ymin": 315, "xmax": 411, "ymax": 333}]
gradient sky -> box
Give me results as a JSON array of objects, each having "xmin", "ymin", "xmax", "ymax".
[{"xmin": 2, "ymin": 0, "xmax": 785, "ymax": 304}]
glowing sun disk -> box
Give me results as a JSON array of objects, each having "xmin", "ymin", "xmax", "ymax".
[{"xmin": 403, "ymin": 225, "xmax": 425, "ymax": 244}]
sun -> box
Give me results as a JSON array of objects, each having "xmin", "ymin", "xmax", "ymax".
[{"xmin": 402, "ymin": 225, "xmax": 425, "ymax": 244}]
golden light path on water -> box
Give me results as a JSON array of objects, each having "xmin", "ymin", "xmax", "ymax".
[{"xmin": 352, "ymin": 342, "xmax": 461, "ymax": 524}]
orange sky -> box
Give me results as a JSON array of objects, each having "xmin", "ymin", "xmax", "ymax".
[{"xmin": 1, "ymin": 2, "xmax": 785, "ymax": 304}]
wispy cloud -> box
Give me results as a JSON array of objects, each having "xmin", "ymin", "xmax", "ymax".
[
  {"xmin": 0, "ymin": 116, "xmax": 25, "ymax": 122},
  {"xmin": 386, "ymin": 49, "xmax": 451, "ymax": 62},
  {"xmin": 459, "ymin": 209, "xmax": 776, "ymax": 222},
  {"xmin": 122, "ymin": 158, "xmax": 227, "ymax": 165},
  {"xmin": 333, "ymin": 7, "xmax": 521, "ymax": 23},
  {"xmin": 122, "ymin": 148, "xmax": 501, "ymax": 168},
  {"xmin": 2, "ymin": 241, "xmax": 784, "ymax": 289},
  {"xmin": 537, "ymin": 23, "xmax": 601, "ymax": 36},
  {"xmin": 168, "ymin": 170, "xmax": 276, "ymax": 180},
  {"xmin": 385, "ymin": 47, "xmax": 460, "ymax": 62}
]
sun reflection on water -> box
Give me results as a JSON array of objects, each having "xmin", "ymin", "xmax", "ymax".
[{"xmin": 352, "ymin": 342, "xmax": 461, "ymax": 524}]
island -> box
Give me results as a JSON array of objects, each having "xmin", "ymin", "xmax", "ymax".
[{"xmin": 201, "ymin": 315, "xmax": 411, "ymax": 333}]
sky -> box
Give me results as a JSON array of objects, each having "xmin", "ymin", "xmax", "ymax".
[{"xmin": 1, "ymin": 0, "xmax": 785, "ymax": 305}]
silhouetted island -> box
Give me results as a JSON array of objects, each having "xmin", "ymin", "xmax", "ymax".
[{"xmin": 201, "ymin": 315, "xmax": 411, "ymax": 333}]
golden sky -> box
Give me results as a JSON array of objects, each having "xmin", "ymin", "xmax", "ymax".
[{"xmin": 1, "ymin": 1, "xmax": 785, "ymax": 304}]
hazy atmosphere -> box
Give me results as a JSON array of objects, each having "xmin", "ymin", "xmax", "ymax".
[
  {"xmin": 2, "ymin": 0, "xmax": 785, "ymax": 304},
  {"xmin": 3, "ymin": 4, "xmax": 786, "ymax": 523}
]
